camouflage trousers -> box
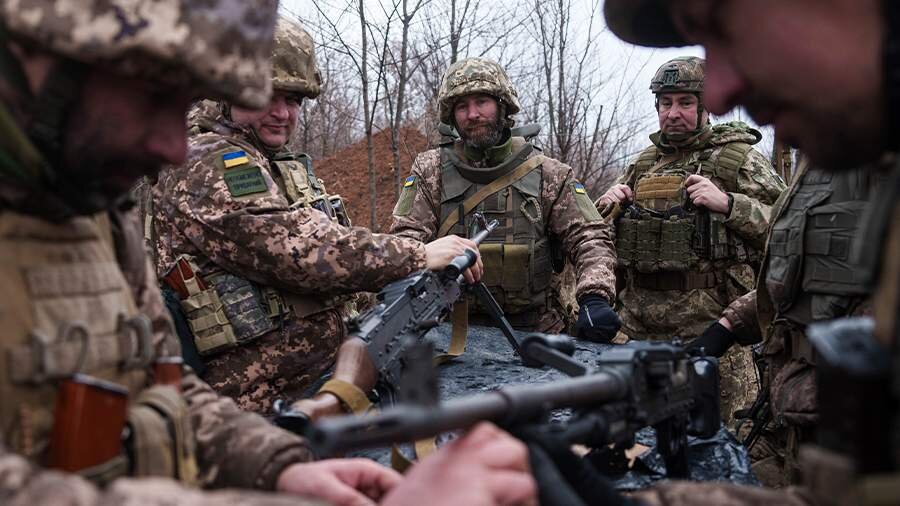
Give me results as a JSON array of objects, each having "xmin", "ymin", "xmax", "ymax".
[
  {"xmin": 614, "ymin": 268, "xmax": 759, "ymax": 427},
  {"xmin": 203, "ymin": 308, "xmax": 345, "ymax": 414}
]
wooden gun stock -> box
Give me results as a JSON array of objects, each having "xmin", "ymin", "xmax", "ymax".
[{"xmin": 289, "ymin": 338, "xmax": 377, "ymax": 420}]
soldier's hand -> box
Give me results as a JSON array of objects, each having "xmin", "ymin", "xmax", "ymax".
[
  {"xmin": 276, "ymin": 459, "xmax": 401, "ymax": 506},
  {"xmin": 424, "ymin": 235, "xmax": 484, "ymax": 283},
  {"xmin": 381, "ymin": 422, "xmax": 537, "ymax": 506},
  {"xmin": 685, "ymin": 174, "xmax": 730, "ymax": 213},
  {"xmin": 595, "ymin": 184, "xmax": 633, "ymax": 208},
  {"xmin": 575, "ymin": 295, "xmax": 621, "ymax": 342}
]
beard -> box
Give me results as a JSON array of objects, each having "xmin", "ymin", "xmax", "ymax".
[{"xmin": 459, "ymin": 114, "xmax": 505, "ymax": 150}]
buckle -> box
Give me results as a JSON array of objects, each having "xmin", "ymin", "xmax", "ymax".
[
  {"xmin": 119, "ymin": 314, "xmax": 154, "ymax": 370},
  {"xmin": 29, "ymin": 321, "xmax": 90, "ymax": 383}
]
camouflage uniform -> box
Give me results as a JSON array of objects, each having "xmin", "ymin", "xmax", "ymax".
[
  {"xmin": 0, "ymin": 1, "xmax": 322, "ymax": 504},
  {"xmin": 605, "ymin": 1, "xmax": 900, "ymax": 504},
  {"xmin": 153, "ymin": 20, "xmax": 427, "ymax": 413},
  {"xmin": 389, "ymin": 58, "xmax": 617, "ymax": 333},
  {"xmin": 603, "ymin": 58, "xmax": 786, "ymax": 425},
  {"xmin": 718, "ymin": 161, "xmax": 879, "ymax": 487}
]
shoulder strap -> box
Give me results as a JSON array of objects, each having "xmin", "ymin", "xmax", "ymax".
[
  {"xmin": 437, "ymin": 154, "xmax": 546, "ymax": 237},
  {"xmin": 629, "ymin": 145, "xmax": 661, "ymax": 185},
  {"xmin": 713, "ymin": 142, "xmax": 754, "ymax": 192}
]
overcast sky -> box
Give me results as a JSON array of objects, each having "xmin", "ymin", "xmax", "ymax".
[{"xmin": 281, "ymin": 0, "xmax": 775, "ymax": 158}]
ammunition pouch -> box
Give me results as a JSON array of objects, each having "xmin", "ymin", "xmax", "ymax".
[
  {"xmin": 126, "ymin": 384, "xmax": 198, "ymax": 484},
  {"xmin": 272, "ymin": 156, "xmax": 352, "ymax": 226},
  {"xmin": 478, "ymin": 239, "xmax": 552, "ymax": 315}
]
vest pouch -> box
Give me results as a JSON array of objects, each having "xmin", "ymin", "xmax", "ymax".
[
  {"xmin": 126, "ymin": 385, "xmax": 198, "ymax": 484},
  {"xmin": 802, "ymin": 200, "xmax": 870, "ymax": 296},
  {"xmin": 208, "ymin": 273, "xmax": 277, "ymax": 345},
  {"xmin": 179, "ymin": 285, "xmax": 237, "ymax": 356},
  {"xmin": 634, "ymin": 218, "xmax": 662, "ymax": 273},
  {"xmin": 530, "ymin": 238, "xmax": 552, "ymax": 294},
  {"xmin": 658, "ymin": 216, "xmax": 697, "ymax": 271},
  {"xmin": 708, "ymin": 212, "xmax": 730, "ymax": 260},
  {"xmin": 615, "ymin": 217, "xmax": 640, "ymax": 269}
]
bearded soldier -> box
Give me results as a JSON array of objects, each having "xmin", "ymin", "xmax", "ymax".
[
  {"xmin": 389, "ymin": 57, "xmax": 620, "ymax": 342},
  {"xmin": 0, "ymin": 1, "xmax": 538, "ymax": 504},
  {"xmin": 595, "ymin": 57, "xmax": 786, "ymax": 425},
  {"xmin": 152, "ymin": 18, "xmax": 485, "ymax": 414}
]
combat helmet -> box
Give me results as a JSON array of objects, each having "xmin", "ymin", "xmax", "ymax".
[
  {"xmin": 651, "ymin": 56, "xmax": 704, "ymax": 95},
  {"xmin": 438, "ymin": 57, "xmax": 521, "ymax": 125},
  {"xmin": 272, "ymin": 18, "xmax": 323, "ymax": 99},
  {"xmin": 1, "ymin": 0, "xmax": 279, "ymax": 109}
]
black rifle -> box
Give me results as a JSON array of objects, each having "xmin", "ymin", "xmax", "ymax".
[
  {"xmin": 273, "ymin": 214, "xmax": 526, "ymax": 423},
  {"xmin": 296, "ymin": 335, "xmax": 721, "ymax": 479}
]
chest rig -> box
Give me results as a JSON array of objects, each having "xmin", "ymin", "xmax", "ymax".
[
  {"xmin": 166, "ymin": 151, "xmax": 347, "ymax": 359},
  {"xmin": 438, "ymin": 139, "xmax": 555, "ymax": 320},
  {"xmin": 0, "ymin": 211, "xmax": 196, "ymax": 485},
  {"xmin": 616, "ymin": 141, "xmax": 757, "ymax": 278},
  {"xmin": 766, "ymin": 166, "xmax": 876, "ymax": 329}
]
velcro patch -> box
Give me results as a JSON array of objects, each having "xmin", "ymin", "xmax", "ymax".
[
  {"xmin": 571, "ymin": 182, "xmax": 601, "ymax": 221},
  {"xmin": 222, "ymin": 150, "xmax": 250, "ymax": 169},
  {"xmin": 224, "ymin": 165, "xmax": 268, "ymax": 197}
]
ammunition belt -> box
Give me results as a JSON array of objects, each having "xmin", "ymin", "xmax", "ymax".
[{"xmin": 631, "ymin": 270, "xmax": 721, "ymax": 291}]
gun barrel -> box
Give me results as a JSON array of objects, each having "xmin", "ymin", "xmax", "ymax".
[{"xmin": 305, "ymin": 370, "xmax": 628, "ymax": 456}]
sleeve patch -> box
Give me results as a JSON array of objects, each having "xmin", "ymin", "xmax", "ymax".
[
  {"xmin": 224, "ymin": 165, "xmax": 268, "ymax": 197},
  {"xmin": 222, "ymin": 150, "xmax": 250, "ymax": 169},
  {"xmin": 571, "ymin": 182, "xmax": 602, "ymax": 221},
  {"xmin": 394, "ymin": 177, "xmax": 418, "ymax": 216}
]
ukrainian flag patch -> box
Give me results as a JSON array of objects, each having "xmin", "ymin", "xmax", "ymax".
[
  {"xmin": 573, "ymin": 182, "xmax": 587, "ymax": 194},
  {"xmin": 222, "ymin": 150, "xmax": 250, "ymax": 169},
  {"xmin": 403, "ymin": 175, "xmax": 416, "ymax": 188}
]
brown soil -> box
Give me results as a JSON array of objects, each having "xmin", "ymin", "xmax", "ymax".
[{"xmin": 316, "ymin": 126, "xmax": 430, "ymax": 232}]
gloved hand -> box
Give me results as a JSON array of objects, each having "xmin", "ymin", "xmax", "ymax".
[
  {"xmin": 686, "ymin": 321, "xmax": 736, "ymax": 358},
  {"xmin": 575, "ymin": 295, "xmax": 621, "ymax": 342}
]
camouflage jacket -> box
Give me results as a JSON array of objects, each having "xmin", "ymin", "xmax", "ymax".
[
  {"xmin": 388, "ymin": 137, "xmax": 617, "ymax": 305},
  {"xmin": 153, "ymin": 104, "xmax": 427, "ymax": 412}
]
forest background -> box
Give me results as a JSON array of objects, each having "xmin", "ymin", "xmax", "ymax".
[{"xmin": 280, "ymin": 0, "xmax": 785, "ymax": 230}]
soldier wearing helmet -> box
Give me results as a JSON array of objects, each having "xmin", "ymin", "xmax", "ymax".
[
  {"xmin": 595, "ymin": 56, "xmax": 786, "ymax": 430},
  {"xmin": 389, "ymin": 57, "xmax": 620, "ymax": 342},
  {"xmin": 0, "ymin": 2, "xmax": 538, "ymax": 505},
  {"xmin": 151, "ymin": 18, "xmax": 488, "ymax": 415}
]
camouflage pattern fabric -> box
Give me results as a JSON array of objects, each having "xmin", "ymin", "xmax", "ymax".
[
  {"xmin": 271, "ymin": 18, "xmax": 322, "ymax": 99},
  {"xmin": 437, "ymin": 57, "xmax": 521, "ymax": 125},
  {"xmin": 632, "ymin": 481, "xmax": 815, "ymax": 506},
  {"xmin": 650, "ymin": 56, "xmax": 704, "ymax": 94},
  {"xmin": 1, "ymin": 0, "xmax": 279, "ymax": 109},
  {"xmin": 153, "ymin": 104, "xmax": 427, "ymax": 413},
  {"xmin": 609, "ymin": 123, "xmax": 786, "ymax": 425},
  {"xmin": 389, "ymin": 139, "xmax": 618, "ymax": 333}
]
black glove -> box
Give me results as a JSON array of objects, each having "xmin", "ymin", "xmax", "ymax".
[
  {"xmin": 575, "ymin": 295, "xmax": 621, "ymax": 342},
  {"xmin": 686, "ymin": 321, "xmax": 736, "ymax": 358},
  {"xmin": 514, "ymin": 426, "xmax": 637, "ymax": 506}
]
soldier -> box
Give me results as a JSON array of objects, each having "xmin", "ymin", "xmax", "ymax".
[
  {"xmin": 152, "ymin": 18, "xmax": 484, "ymax": 414},
  {"xmin": 389, "ymin": 57, "xmax": 620, "ymax": 340},
  {"xmin": 596, "ymin": 0, "xmax": 900, "ymax": 504},
  {"xmin": 594, "ymin": 57, "xmax": 786, "ymax": 425},
  {"xmin": 0, "ymin": 1, "xmax": 536, "ymax": 505}
]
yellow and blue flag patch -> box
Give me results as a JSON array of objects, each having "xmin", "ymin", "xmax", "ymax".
[
  {"xmin": 573, "ymin": 182, "xmax": 587, "ymax": 194},
  {"xmin": 403, "ymin": 175, "xmax": 416, "ymax": 188},
  {"xmin": 222, "ymin": 150, "xmax": 250, "ymax": 169}
]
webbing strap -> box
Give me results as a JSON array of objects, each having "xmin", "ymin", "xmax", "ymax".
[
  {"xmin": 434, "ymin": 300, "xmax": 469, "ymax": 365},
  {"xmin": 437, "ymin": 155, "xmax": 546, "ymax": 237},
  {"xmin": 317, "ymin": 378, "xmax": 372, "ymax": 414}
]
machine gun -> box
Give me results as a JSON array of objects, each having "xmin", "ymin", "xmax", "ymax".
[
  {"xmin": 293, "ymin": 335, "xmax": 722, "ymax": 479},
  {"xmin": 277, "ymin": 214, "xmax": 526, "ymax": 421}
]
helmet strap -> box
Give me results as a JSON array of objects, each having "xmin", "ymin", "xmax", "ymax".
[{"xmin": 883, "ymin": 0, "xmax": 900, "ymax": 149}]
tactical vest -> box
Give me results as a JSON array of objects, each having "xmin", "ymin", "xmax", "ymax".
[
  {"xmin": 616, "ymin": 141, "xmax": 757, "ymax": 274},
  {"xmin": 0, "ymin": 210, "xmax": 196, "ymax": 485},
  {"xmin": 766, "ymin": 166, "xmax": 875, "ymax": 327},
  {"xmin": 171, "ymin": 151, "xmax": 348, "ymax": 357},
  {"xmin": 438, "ymin": 139, "xmax": 554, "ymax": 317}
]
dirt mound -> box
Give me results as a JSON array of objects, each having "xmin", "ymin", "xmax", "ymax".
[{"xmin": 316, "ymin": 126, "xmax": 430, "ymax": 232}]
